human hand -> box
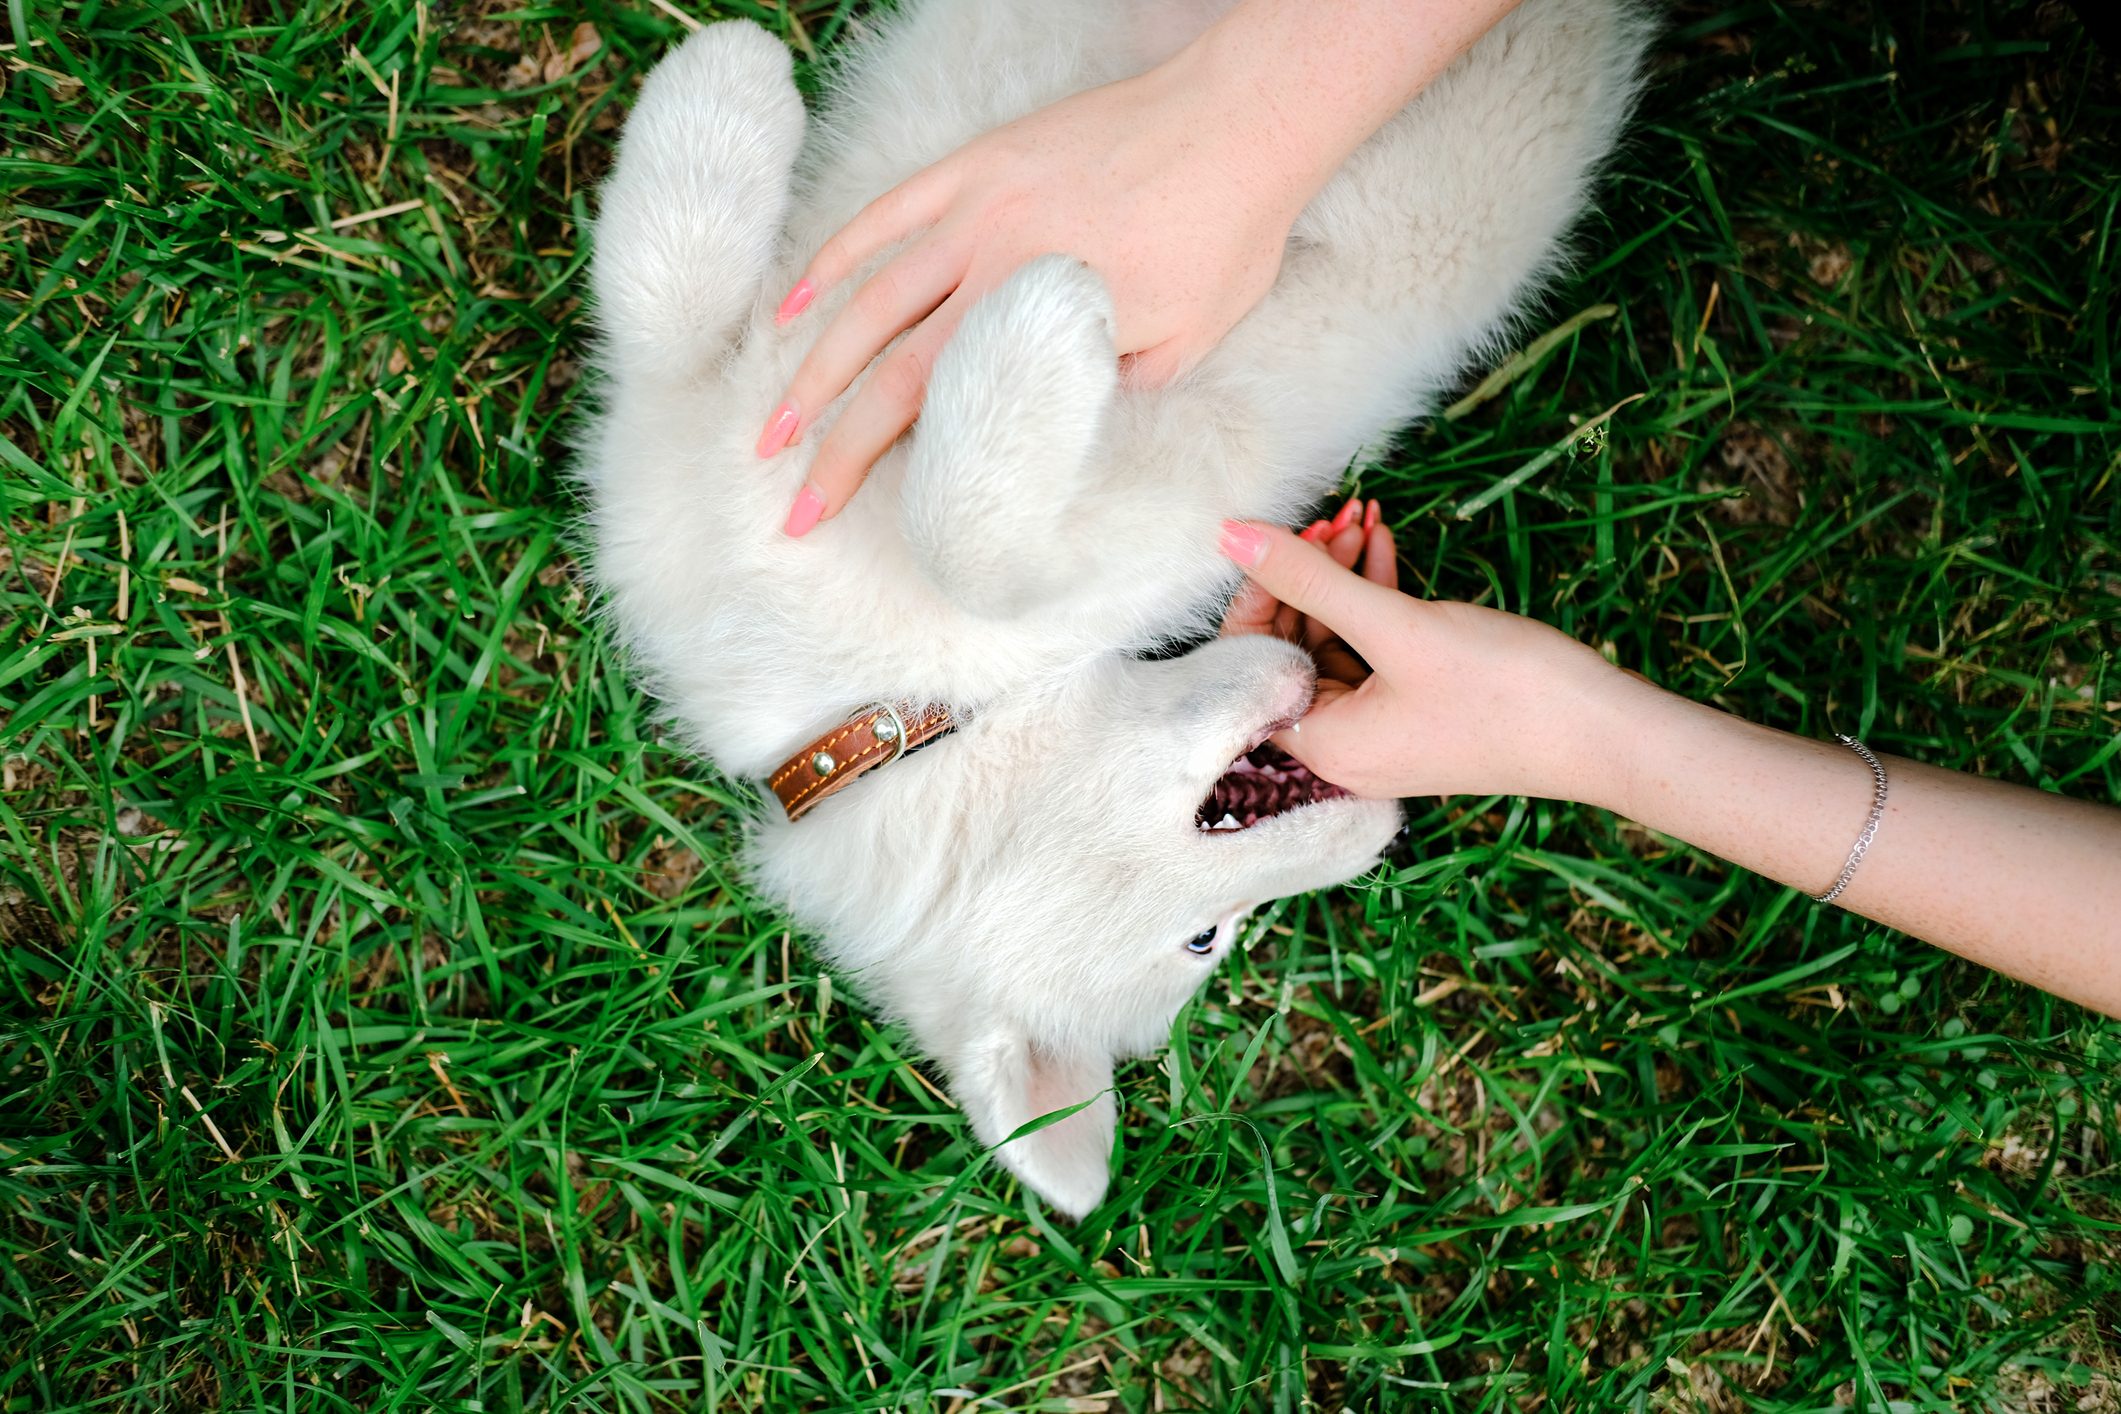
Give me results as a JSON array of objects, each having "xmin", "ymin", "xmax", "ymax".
[
  {"xmin": 757, "ymin": 47, "xmax": 1314, "ymax": 536},
  {"xmin": 1220, "ymin": 496, "xmax": 1395, "ymax": 709},
  {"xmin": 1217, "ymin": 513, "xmax": 1635, "ymax": 804}
]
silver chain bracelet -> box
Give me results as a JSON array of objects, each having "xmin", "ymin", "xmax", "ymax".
[{"xmin": 1813, "ymin": 734, "xmax": 1888, "ymax": 905}]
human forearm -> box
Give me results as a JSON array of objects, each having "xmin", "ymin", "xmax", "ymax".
[
  {"xmin": 1593, "ymin": 679, "xmax": 2121, "ymax": 1016},
  {"xmin": 1175, "ymin": 0, "xmax": 1530, "ymax": 212}
]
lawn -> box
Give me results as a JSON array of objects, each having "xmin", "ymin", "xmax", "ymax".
[{"xmin": 3, "ymin": 0, "xmax": 2118, "ymax": 1409}]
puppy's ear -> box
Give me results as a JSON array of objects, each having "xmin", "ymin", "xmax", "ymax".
[{"xmin": 950, "ymin": 1030, "xmax": 1116, "ymax": 1221}]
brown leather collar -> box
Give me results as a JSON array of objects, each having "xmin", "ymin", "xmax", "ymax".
[{"xmin": 767, "ymin": 701, "xmax": 958, "ymax": 821}]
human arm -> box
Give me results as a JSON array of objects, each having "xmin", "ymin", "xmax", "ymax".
[
  {"xmin": 759, "ymin": 0, "xmax": 1528, "ymax": 536},
  {"xmin": 1218, "ymin": 518, "xmax": 2121, "ymax": 1017}
]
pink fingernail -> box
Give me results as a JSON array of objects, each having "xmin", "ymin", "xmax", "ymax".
[
  {"xmin": 1219, "ymin": 520, "xmax": 1267, "ymax": 567},
  {"xmin": 756, "ymin": 401, "xmax": 799, "ymax": 458},
  {"xmin": 1363, "ymin": 500, "xmax": 1380, "ymax": 531},
  {"xmin": 775, "ymin": 279, "xmax": 815, "ymax": 324},
  {"xmin": 1329, "ymin": 498, "xmax": 1360, "ymax": 535},
  {"xmin": 1300, "ymin": 521, "xmax": 1328, "ymax": 544},
  {"xmin": 784, "ymin": 485, "xmax": 825, "ymax": 538}
]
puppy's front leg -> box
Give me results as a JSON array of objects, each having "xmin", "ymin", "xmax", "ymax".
[
  {"xmin": 594, "ymin": 23, "xmax": 806, "ymax": 387},
  {"xmin": 899, "ymin": 256, "xmax": 1122, "ymax": 620}
]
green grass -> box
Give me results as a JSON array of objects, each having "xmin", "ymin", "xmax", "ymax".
[{"xmin": 3, "ymin": 0, "xmax": 2118, "ymax": 1408}]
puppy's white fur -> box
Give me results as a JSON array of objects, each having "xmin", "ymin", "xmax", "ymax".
[{"xmin": 580, "ymin": 0, "xmax": 1649, "ymax": 1218}]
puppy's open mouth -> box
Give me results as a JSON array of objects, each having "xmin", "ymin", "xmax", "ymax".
[{"xmin": 1196, "ymin": 739, "xmax": 1351, "ymax": 833}]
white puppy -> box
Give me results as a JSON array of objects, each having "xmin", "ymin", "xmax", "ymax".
[{"xmin": 580, "ymin": 0, "xmax": 1649, "ymax": 1217}]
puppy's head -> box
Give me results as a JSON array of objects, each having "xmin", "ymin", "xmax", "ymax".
[{"xmin": 750, "ymin": 634, "xmax": 1401, "ymax": 1219}]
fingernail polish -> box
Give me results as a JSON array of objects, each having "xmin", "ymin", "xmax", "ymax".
[
  {"xmin": 784, "ymin": 485, "xmax": 825, "ymax": 538},
  {"xmin": 1363, "ymin": 500, "xmax": 1380, "ymax": 531},
  {"xmin": 1330, "ymin": 498, "xmax": 1359, "ymax": 534},
  {"xmin": 756, "ymin": 402, "xmax": 799, "ymax": 458},
  {"xmin": 1300, "ymin": 521, "xmax": 1327, "ymax": 544},
  {"xmin": 775, "ymin": 279, "xmax": 815, "ymax": 324},
  {"xmin": 1219, "ymin": 520, "xmax": 1267, "ymax": 567}
]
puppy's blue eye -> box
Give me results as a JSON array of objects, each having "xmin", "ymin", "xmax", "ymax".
[{"xmin": 1186, "ymin": 927, "xmax": 1218, "ymax": 955}]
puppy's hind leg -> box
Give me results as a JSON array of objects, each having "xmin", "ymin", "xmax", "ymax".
[
  {"xmin": 901, "ymin": 256, "xmax": 1120, "ymax": 620},
  {"xmin": 592, "ymin": 23, "xmax": 805, "ymax": 385}
]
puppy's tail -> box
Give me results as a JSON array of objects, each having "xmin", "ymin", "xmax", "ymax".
[{"xmin": 591, "ymin": 22, "xmax": 806, "ymax": 384}]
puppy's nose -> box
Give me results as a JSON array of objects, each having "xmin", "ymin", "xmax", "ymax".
[{"xmin": 1267, "ymin": 658, "xmax": 1317, "ymax": 731}]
